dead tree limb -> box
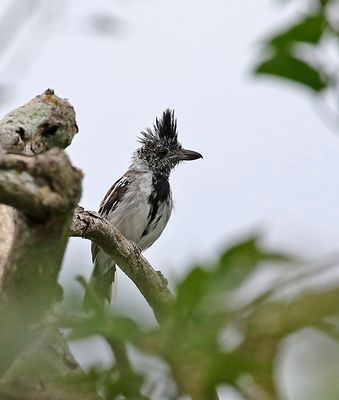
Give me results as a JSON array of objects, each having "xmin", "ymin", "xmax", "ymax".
[
  {"xmin": 71, "ymin": 207, "xmax": 174, "ymax": 323},
  {"xmin": 0, "ymin": 88, "xmax": 78, "ymax": 273},
  {"xmin": 0, "ymin": 90, "xmax": 98, "ymax": 400}
]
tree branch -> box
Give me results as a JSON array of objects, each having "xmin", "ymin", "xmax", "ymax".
[
  {"xmin": 70, "ymin": 207, "xmax": 174, "ymax": 323},
  {"xmin": 0, "ymin": 88, "xmax": 79, "ymax": 272},
  {"xmin": 0, "ymin": 88, "xmax": 78, "ymax": 154},
  {"xmin": 0, "ymin": 90, "xmax": 92, "ymax": 399},
  {"xmin": 0, "ymin": 150, "xmax": 81, "ymax": 219}
]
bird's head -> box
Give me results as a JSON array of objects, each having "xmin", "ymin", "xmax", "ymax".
[{"xmin": 135, "ymin": 109, "xmax": 202, "ymax": 177}]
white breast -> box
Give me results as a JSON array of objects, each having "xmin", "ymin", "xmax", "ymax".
[
  {"xmin": 138, "ymin": 195, "xmax": 173, "ymax": 250},
  {"xmin": 106, "ymin": 171, "xmax": 173, "ymax": 250},
  {"xmin": 107, "ymin": 172, "xmax": 153, "ymax": 245}
]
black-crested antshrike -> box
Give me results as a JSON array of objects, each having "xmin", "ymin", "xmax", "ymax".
[{"xmin": 89, "ymin": 110, "xmax": 202, "ymax": 302}]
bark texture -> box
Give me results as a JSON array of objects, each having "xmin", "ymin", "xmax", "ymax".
[
  {"xmin": 0, "ymin": 90, "xmax": 93, "ymax": 399},
  {"xmin": 71, "ymin": 207, "xmax": 174, "ymax": 323},
  {"xmin": 0, "ymin": 88, "xmax": 78, "ymax": 273}
]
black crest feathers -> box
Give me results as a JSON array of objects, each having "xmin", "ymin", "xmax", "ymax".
[{"xmin": 140, "ymin": 109, "xmax": 179, "ymax": 146}]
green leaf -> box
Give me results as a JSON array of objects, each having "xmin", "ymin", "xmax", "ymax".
[
  {"xmin": 176, "ymin": 266, "xmax": 211, "ymax": 310},
  {"xmin": 66, "ymin": 314, "xmax": 142, "ymax": 342},
  {"xmin": 269, "ymin": 13, "xmax": 325, "ymax": 47},
  {"xmin": 216, "ymin": 236, "xmax": 291, "ymax": 290},
  {"xmin": 255, "ymin": 52, "xmax": 328, "ymax": 92},
  {"xmin": 175, "ymin": 237, "xmax": 293, "ymax": 317}
]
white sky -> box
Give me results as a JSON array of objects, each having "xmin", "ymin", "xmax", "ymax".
[{"xmin": 1, "ymin": 0, "xmax": 339, "ymax": 399}]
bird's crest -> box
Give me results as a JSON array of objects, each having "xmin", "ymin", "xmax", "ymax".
[{"xmin": 139, "ymin": 109, "xmax": 178, "ymax": 146}]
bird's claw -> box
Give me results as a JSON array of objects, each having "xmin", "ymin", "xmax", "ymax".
[
  {"xmin": 156, "ymin": 270, "xmax": 168, "ymax": 286},
  {"xmin": 130, "ymin": 241, "xmax": 142, "ymax": 258}
]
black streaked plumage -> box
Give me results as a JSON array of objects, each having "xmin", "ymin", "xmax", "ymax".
[
  {"xmin": 142, "ymin": 174, "xmax": 170, "ymax": 238},
  {"xmin": 99, "ymin": 177, "xmax": 131, "ymax": 218}
]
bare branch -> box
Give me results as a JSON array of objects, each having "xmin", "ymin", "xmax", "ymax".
[
  {"xmin": 0, "ymin": 90, "xmax": 83, "ymax": 391},
  {"xmin": 71, "ymin": 207, "xmax": 174, "ymax": 323},
  {"xmin": 0, "ymin": 88, "xmax": 79, "ymax": 271},
  {"xmin": 0, "ymin": 88, "xmax": 78, "ymax": 154},
  {"xmin": 0, "ymin": 149, "xmax": 82, "ymax": 219}
]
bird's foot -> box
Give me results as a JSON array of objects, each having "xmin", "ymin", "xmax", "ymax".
[
  {"xmin": 130, "ymin": 241, "xmax": 142, "ymax": 258},
  {"xmin": 156, "ymin": 270, "xmax": 168, "ymax": 286}
]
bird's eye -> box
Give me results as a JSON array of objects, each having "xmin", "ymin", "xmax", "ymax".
[{"xmin": 158, "ymin": 148, "xmax": 168, "ymax": 157}]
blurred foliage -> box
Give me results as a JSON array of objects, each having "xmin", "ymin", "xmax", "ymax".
[
  {"xmin": 0, "ymin": 237, "xmax": 334, "ymax": 400},
  {"xmin": 62, "ymin": 238, "xmax": 339, "ymax": 399},
  {"xmin": 1, "ymin": 1, "xmax": 339, "ymax": 399},
  {"xmin": 254, "ymin": 0, "xmax": 339, "ymax": 93}
]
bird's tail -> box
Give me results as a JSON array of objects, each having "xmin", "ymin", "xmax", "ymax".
[{"xmin": 83, "ymin": 249, "xmax": 116, "ymax": 309}]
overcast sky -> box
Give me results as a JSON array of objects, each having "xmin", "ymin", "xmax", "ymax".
[{"xmin": 1, "ymin": 0, "xmax": 339, "ymax": 398}]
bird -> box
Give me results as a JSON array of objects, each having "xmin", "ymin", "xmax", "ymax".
[{"xmin": 88, "ymin": 109, "xmax": 202, "ymax": 303}]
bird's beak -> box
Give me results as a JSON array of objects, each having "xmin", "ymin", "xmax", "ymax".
[{"xmin": 178, "ymin": 149, "xmax": 203, "ymax": 161}]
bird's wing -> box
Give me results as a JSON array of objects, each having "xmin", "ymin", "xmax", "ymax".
[
  {"xmin": 87, "ymin": 175, "xmax": 132, "ymax": 304},
  {"xmin": 91, "ymin": 175, "xmax": 131, "ymax": 263},
  {"xmin": 99, "ymin": 175, "xmax": 131, "ymax": 217}
]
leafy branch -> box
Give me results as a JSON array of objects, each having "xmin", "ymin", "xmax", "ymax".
[{"xmin": 253, "ymin": 1, "xmax": 338, "ymax": 96}]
